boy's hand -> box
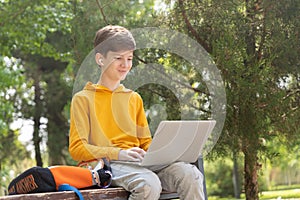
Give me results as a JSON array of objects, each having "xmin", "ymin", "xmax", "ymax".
[{"xmin": 118, "ymin": 147, "xmax": 146, "ymax": 162}]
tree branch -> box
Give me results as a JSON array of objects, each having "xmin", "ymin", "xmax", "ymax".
[
  {"xmin": 139, "ymin": 83, "xmax": 210, "ymax": 114},
  {"xmin": 95, "ymin": 0, "xmax": 109, "ymax": 24},
  {"xmin": 178, "ymin": 0, "xmax": 211, "ymax": 53},
  {"xmin": 134, "ymin": 54, "xmax": 210, "ymax": 96}
]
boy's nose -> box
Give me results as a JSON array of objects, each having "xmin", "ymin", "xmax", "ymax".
[{"xmin": 121, "ymin": 60, "xmax": 130, "ymax": 67}]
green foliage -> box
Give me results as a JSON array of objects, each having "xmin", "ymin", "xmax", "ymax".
[
  {"xmin": 0, "ymin": 0, "xmax": 74, "ymax": 59},
  {"xmin": 157, "ymin": 0, "xmax": 300, "ymax": 198},
  {"xmin": 0, "ymin": 0, "xmax": 75, "ymax": 166},
  {"xmin": 0, "ymin": 56, "xmax": 28, "ymax": 161},
  {"xmin": 71, "ymin": 0, "xmax": 156, "ymax": 67},
  {"xmin": 0, "ymin": 0, "xmax": 299, "ymax": 197},
  {"xmin": 205, "ymin": 157, "xmax": 237, "ymax": 197},
  {"xmin": 0, "ymin": 57, "xmax": 30, "ymax": 195}
]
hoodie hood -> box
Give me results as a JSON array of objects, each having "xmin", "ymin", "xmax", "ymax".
[{"xmin": 83, "ymin": 81, "xmax": 132, "ymax": 93}]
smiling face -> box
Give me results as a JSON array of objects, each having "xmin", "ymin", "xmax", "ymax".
[{"xmin": 100, "ymin": 50, "xmax": 134, "ymax": 82}]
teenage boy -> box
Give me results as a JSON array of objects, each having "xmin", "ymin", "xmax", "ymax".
[{"xmin": 69, "ymin": 25, "xmax": 205, "ymax": 200}]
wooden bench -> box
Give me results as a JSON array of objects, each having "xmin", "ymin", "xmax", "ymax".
[
  {"xmin": 0, "ymin": 157, "xmax": 207, "ymax": 200},
  {"xmin": 0, "ymin": 187, "xmax": 128, "ymax": 200}
]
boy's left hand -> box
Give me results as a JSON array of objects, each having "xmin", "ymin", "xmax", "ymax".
[
  {"xmin": 118, "ymin": 147, "xmax": 146, "ymax": 162},
  {"xmin": 130, "ymin": 147, "xmax": 146, "ymax": 158}
]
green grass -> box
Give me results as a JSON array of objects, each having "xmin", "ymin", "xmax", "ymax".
[
  {"xmin": 269, "ymin": 184, "xmax": 300, "ymax": 191},
  {"xmin": 260, "ymin": 188, "xmax": 300, "ymax": 200},
  {"xmin": 209, "ymin": 186, "xmax": 300, "ymax": 200}
]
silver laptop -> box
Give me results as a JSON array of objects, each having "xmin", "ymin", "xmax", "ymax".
[{"xmin": 112, "ymin": 120, "xmax": 216, "ymax": 167}]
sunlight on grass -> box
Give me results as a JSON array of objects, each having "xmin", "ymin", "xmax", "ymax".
[
  {"xmin": 260, "ymin": 188, "xmax": 300, "ymax": 199},
  {"xmin": 209, "ymin": 187, "xmax": 300, "ymax": 200}
]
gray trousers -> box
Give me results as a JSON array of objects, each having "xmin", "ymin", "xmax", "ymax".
[{"xmin": 110, "ymin": 162, "xmax": 205, "ymax": 200}]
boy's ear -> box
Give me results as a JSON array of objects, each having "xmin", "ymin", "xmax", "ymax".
[{"xmin": 95, "ymin": 53, "xmax": 104, "ymax": 66}]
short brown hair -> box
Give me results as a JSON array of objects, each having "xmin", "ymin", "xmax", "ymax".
[{"xmin": 94, "ymin": 25, "xmax": 136, "ymax": 56}]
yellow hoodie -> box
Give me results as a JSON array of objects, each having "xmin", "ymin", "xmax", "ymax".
[{"xmin": 69, "ymin": 82, "xmax": 152, "ymax": 161}]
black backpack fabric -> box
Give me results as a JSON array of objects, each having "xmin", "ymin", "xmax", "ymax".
[{"xmin": 8, "ymin": 166, "xmax": 56, "ymax": 195}]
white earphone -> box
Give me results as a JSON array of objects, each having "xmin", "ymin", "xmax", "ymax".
[{"xmin": 99, "ymin": 59, "xmax": 103, "ymax": 65}]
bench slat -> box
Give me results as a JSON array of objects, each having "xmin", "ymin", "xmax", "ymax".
[{"xmin": 0, "ymin": 188, "xmax": 129, "ymax": 200}]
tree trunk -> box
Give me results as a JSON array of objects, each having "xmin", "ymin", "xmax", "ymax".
[
  {"xmin": 242, "ymin": 0, "xmax": 262, "ymax": 199},
  {"xmin": 232, "ymin": 152, "xmax": 241, "ymax": 199},
  {"xmin": 47, "ymin": 118, "xmax": 68, "ymax": 165},
  {"xmin": 243, "ymin": 141, "xmax": 259, "ymax": 200},
  {"xmin": 33, "ymin": 69, "xmax": 43, "ymax": 167},
  {"xmin": 42, "ymin": 59, "xmax": 70, "ymax": 165}
]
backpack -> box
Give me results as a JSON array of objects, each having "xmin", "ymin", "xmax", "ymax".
[{"xmin": 8, "ymin": 158, "xmax": 112, "ymax": 199}]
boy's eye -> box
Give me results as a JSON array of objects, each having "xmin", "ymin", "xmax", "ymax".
[{"xmin": 114, "ymin": 57, "xmax": 132, "ymax": 61}]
